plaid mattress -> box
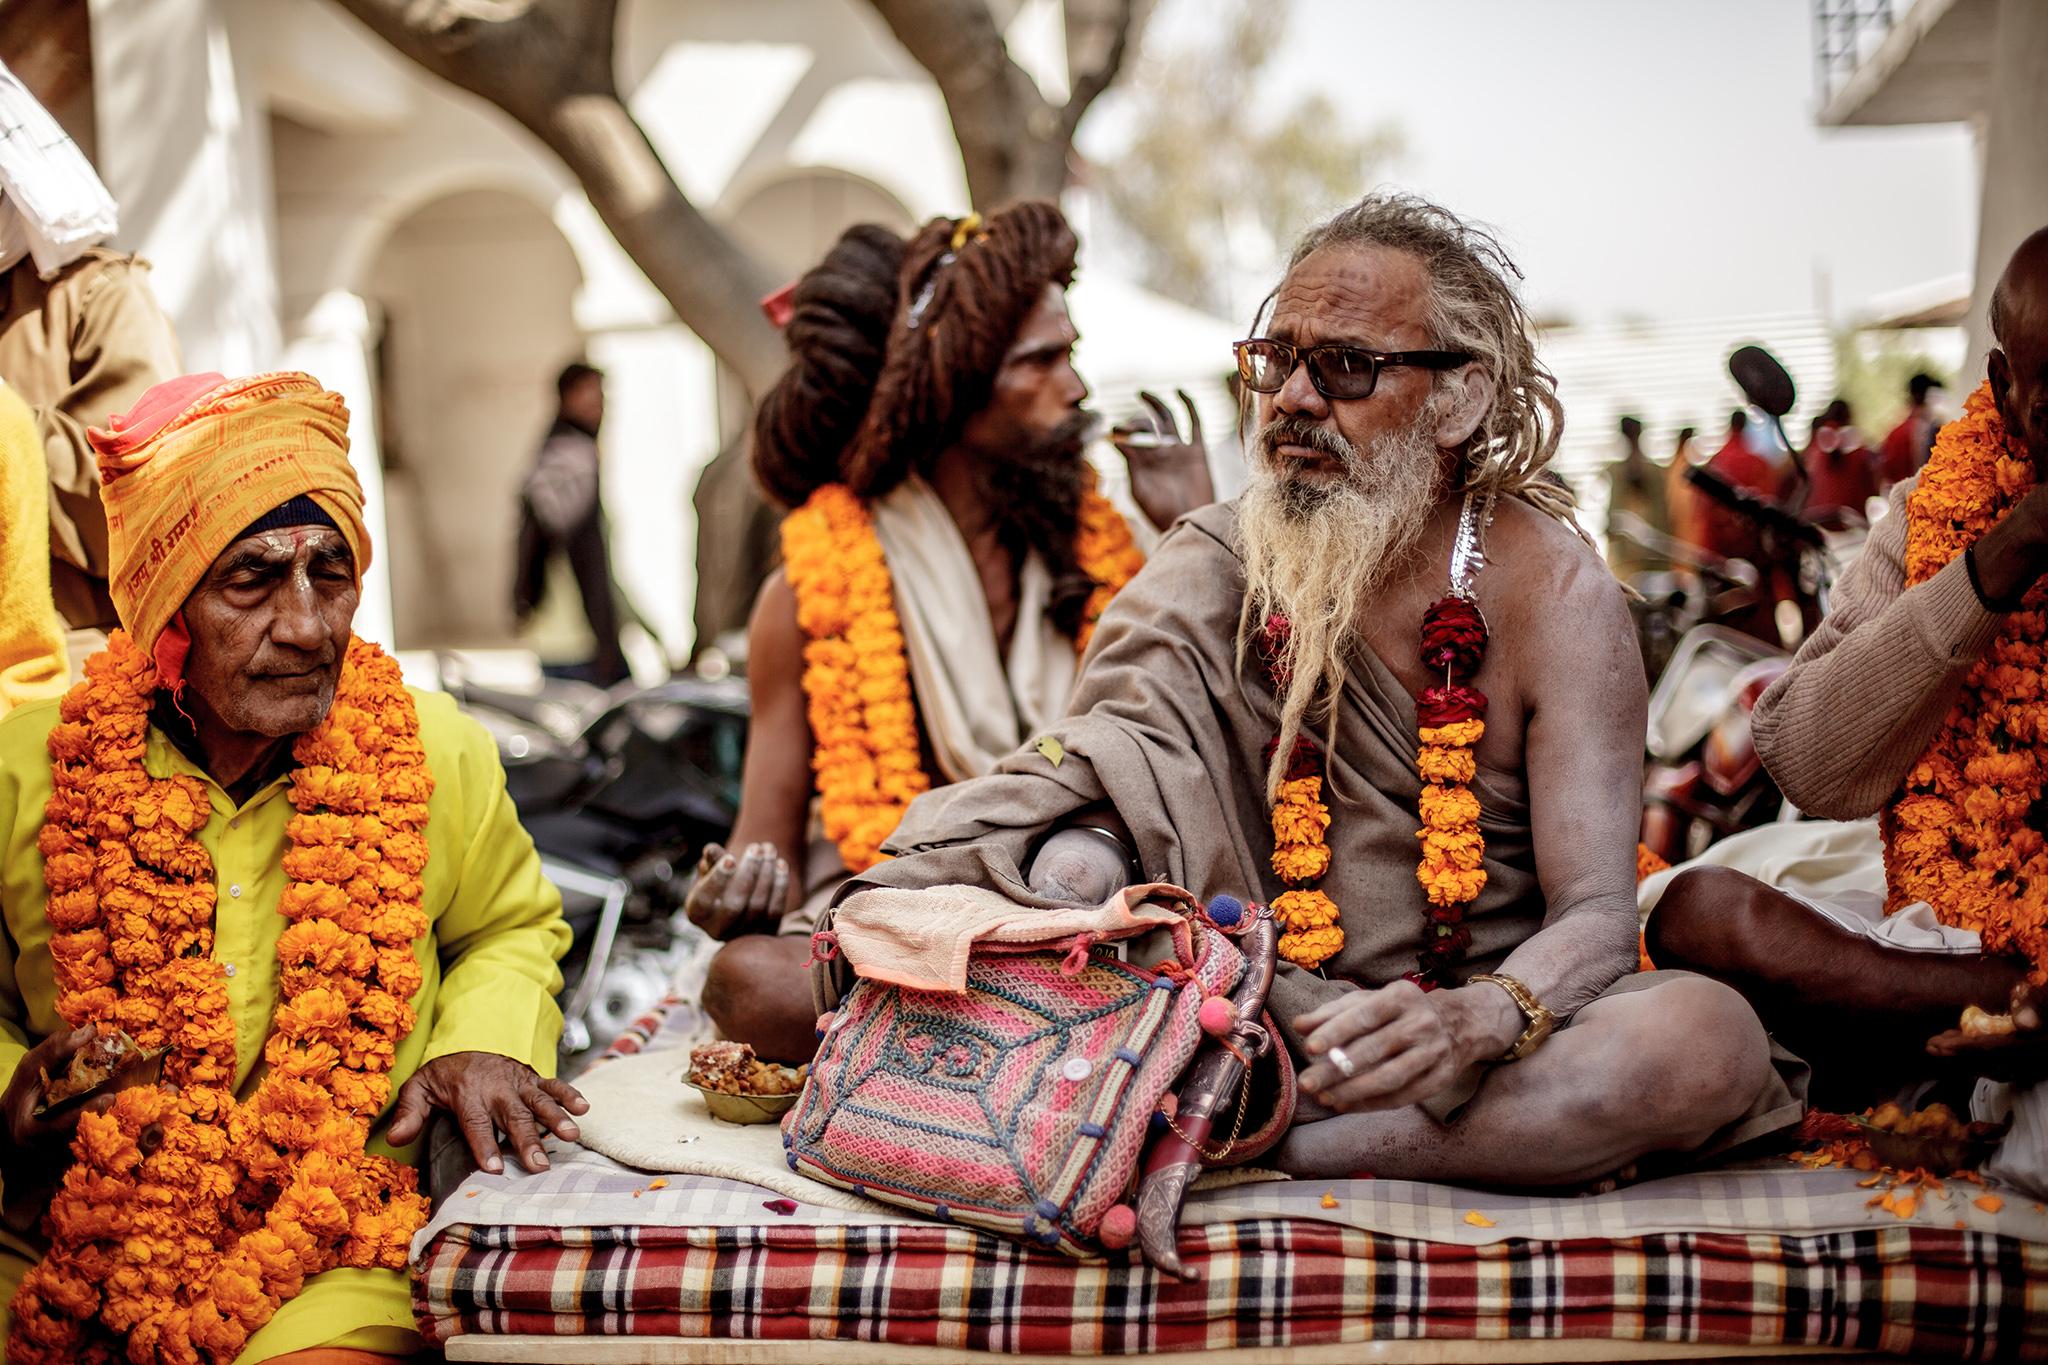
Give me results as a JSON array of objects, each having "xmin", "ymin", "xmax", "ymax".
[
  {"xmin": 420, "ymin": 995, "xmax": 2048, "ymax": 1358},
  {"xmin": 414, "ymin": 1215, "xmax": 2048, "ymax": 1358}
]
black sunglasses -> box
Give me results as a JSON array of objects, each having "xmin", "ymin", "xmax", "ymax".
[{"xmin": 1233, "ymin": 338, "xmax": 1472, "ymax": 401}]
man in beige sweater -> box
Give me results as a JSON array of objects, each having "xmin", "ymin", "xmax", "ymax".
[{"xmin": 1648, "ymin": 228, "xmax": 2048, "ymax": 1123}]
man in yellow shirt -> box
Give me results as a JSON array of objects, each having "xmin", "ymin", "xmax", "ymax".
[{"xmin": 0, "ymin": 371, "xmax": 582, "ymax": 1363}]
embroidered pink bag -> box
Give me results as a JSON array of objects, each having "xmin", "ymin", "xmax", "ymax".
[{"xmin": 784, "ymin": 883, "xmax": 1283, "ymax": 1257}]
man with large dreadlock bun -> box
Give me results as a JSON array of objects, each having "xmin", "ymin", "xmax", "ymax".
[
  {"xmin": 685, "ymin": 201, "xmax": 1215, "ymax": 1059},
  {"xmin": 838, "ymin": 191, "xmax": 1804, "ymax": 1187}
]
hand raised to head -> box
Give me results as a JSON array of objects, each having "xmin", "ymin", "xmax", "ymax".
[{"xmin": 1112, "ymin": 389, "xmax": 1216, "ymax": 532}]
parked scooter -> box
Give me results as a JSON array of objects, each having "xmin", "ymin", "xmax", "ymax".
[
  {"xmin": 1636, "ymin": 345, "xmax": 1845, "ymax": 862},
  {"xmin": 1640, "ymin": 625, "xmax": 1789, "ymax": 863},
  {"xmin": 440, "ymin": 660, "xmax": 748, "ymax": 1067}
]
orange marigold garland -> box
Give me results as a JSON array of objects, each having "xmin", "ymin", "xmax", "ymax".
[
  {"xmin": 11, "ymin": 631, "xmax": 431, "ymax": 1365},
  {"xmin": 1413, "ymin": 593, "xmax": 1489, "ymax": 984},
  {"xmin": 781, "ymin": 473, "xmax": 1143, "ymax": 872},
  {"xmin": 1883, "ymin": 380, "xmax": 2048, "ymax": 982}
]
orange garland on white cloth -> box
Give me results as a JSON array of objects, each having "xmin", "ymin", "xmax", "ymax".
[{"xmin": 781, "ymin": 472, "xmax": 1144, "ymax": 872}]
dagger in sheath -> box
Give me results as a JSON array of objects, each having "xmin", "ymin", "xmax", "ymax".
[{"xmin": 1135, "ymin": 897, "xmax": 1278, "ymax": 1278}]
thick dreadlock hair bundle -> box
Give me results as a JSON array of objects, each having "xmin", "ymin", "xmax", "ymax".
[
  {"xmin": 845, "ymin": 200, "xmax": 1078, "ymax": 496},
  {"xmin": 752, "ymin": 224, "xmax": 907, "ymax": 508}
]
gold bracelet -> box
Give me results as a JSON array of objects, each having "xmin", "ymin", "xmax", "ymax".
[{"xmin": 1468, "ymin": 972, "xmax": 1556, "ymax": 1062}]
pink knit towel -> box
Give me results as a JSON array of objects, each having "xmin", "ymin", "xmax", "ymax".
[{"xmin": 828, "ymin": 882, "xmax": 1198, "ymax": 993}]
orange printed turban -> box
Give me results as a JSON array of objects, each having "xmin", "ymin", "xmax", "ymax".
[{"xmin": 87, "ymin": 371, "xmax": 370, "ymax": 656}]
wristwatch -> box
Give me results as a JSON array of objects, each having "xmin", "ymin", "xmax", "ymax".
[{"xmin": 1469, "ymin": 973, "xmax": 1555, "ymax": 1062}]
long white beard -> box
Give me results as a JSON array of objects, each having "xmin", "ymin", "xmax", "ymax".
[{"xmin": 1236, "ymin": 415, "xmax": 1444, "ymax": 793}]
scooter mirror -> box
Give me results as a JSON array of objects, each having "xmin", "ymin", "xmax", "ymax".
[{"xmin": 1728, "ymin": 345, "xmax": 1796, "ymax": 420}]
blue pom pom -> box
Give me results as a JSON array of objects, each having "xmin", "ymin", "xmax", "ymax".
[
  {"xmin": 1206, "ymin": 894, "xmax": 1245, "ymax": 928},
  {"xmin": 786, "ymin": 1153, "xmax": 799, "ymax": 1170},
  {"xmin": 1150, "ymin": 1109, "xmax": 1168, "ymax": 1130}
]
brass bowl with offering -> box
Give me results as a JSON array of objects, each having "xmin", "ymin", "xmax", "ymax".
[
  {"xmin": 684, "ymin": 1042, "xmax": 807, "ymax": 1125},
  {"xmin": 1846, "ymin": 1102, "xmax": 2007, "ymax": 1174}
]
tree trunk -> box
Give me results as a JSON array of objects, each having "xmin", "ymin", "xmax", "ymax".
[
  {"xmin": 526, "ymin": 93, "xmax": 788, "ymax": 396},
  {"xmin": 328, "ymin": 0, "xmax": 787, "ymax": 400}
]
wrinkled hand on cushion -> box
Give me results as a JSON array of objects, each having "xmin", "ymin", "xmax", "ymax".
[
  {"xmin": 1025, "ymin": 827, "xmax": 1130, "ymax": 904},
  {"xmin": 1111, "ymin": 388, "xmax": 1216, "ymax": 533},
  {"xmin": 1295, "ymin": 979, "xmax": 1521, "ymax": 1113},
  {"xmin": 386, "ymin": 1050, "xmax": 588, "ymax": 1175},
  {"xmin": 685, "ymin": 841, "xmax": 792, "ymax": 939},
  {"xmin": 1926, "ymin": 982, "xmax": 2048, "ymax": 1083}
]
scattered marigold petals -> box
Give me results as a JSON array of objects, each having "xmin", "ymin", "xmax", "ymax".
[
  {"xmin": 464, "ymin": 1189, "xmax": 479, "ymax": 1199},
  {"xmin": 647, "ymin": 1178, "xmax": 669, "ymax": 1190},
  {"xmin": 1462, "ymin": 1210, "xmax": 1496, "ymax": 1228},
  {"xmin": 1975, "ymin": 1194, "xmax": 2006, "ymax": 1213},
  {"xmin": 763, "ymin": 1198, "xmax": 798, "ymax": 1216},
  {"xmin": 1319, "ymin": 1192, "xmax": 1339, "ymax": 1209},
  {"xmin": 1894, "ymin": 1195, "xmax": 1919, "ymax": 1218}
]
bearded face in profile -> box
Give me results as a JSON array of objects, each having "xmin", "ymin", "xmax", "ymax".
[{"xmin": 1236, "ymin": 395, "xmax": 1452, "ymax": 780}]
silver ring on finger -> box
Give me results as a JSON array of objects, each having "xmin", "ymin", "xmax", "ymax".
[{"xmin": 1326, "ymin": 1044, "xmax": 1357, "ymax": 1079}]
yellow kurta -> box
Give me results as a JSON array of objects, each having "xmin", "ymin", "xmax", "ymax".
[{"xmin": 0, "ymin": 686, "xmax": 571, "ymax": 1362}]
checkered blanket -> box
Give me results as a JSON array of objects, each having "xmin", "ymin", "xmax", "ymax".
[
  {"xmin": 412, "ymin": 996, "xmax": 2048, "ymax": 1358},
  {"xmin": 414, "ymin": 1215, "xmax": 2048, "ymax": 1357}
]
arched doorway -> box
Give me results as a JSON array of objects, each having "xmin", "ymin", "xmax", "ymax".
[{"xmin": 366, "ymin": 189, "xmax": 583, "ymax": 647}]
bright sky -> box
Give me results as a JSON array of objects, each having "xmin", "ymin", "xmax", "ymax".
[{"xmin": 1079, "ymin": 0, "xmax": 1979, "ymax": 327}]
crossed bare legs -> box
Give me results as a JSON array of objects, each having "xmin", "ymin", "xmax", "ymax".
[
  {"xmin": 1274, "ymin": 974, "xmax": 1775, "ymax": 1186},
  {"xmin": 1647, "ymin": 865, "xmax": 2029, "ymax": 1110}
]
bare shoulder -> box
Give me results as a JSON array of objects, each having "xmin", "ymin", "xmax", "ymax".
[
  {"xmin": 1483, "ymin": 496, "xmax": 1641, "ymax": 716},
  {"xmin": 1486, "ymin": 495, "xmax": 1629, "ymax": 629}
]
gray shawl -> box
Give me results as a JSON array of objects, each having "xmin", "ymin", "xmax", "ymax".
[{"xmin": 844, "ymin": 503, "xmax": 1545, "ymax": 1089}]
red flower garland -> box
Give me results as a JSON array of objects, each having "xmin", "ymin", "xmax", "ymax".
[
  {"xmin": 1412, "ymin": 595, "xmax": 1490, "ymax": 984},
  {"xmin": 1256, "ymin": 597, "xmax": 1492, "ymax": 981}
]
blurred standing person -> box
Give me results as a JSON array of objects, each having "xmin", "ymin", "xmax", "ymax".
[
  {"xmin": 1697, "ymin": 409, "xmax": 1781, "ymax": 565},
  {"xmin": 513, "ymin": 361, "xmax": 630, "ymax": 686},
  {"xmin": 1877, "ymin": 371, "xmax": 1944, "ymax": 490},
  {"xmin": 1604, "ymin": 414, "xmax": 1668, "ymax": 576},
  {"xmin": 0, "ymin": 382, "xmax": 66, "ymax": 714},
  {"xmin": 1798, "ymin": 398, "xmax": 1879, "ymax": 527},
  {"xmin": 1665, "ymin": 425, "xmax": 1703, "ymax": 551},
  {"xmin": 0, "ymin": 61, "xmax": 181, "ymax": 634}
]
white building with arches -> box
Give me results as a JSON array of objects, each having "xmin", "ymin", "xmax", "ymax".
[{"xmin": 78, "ymin": 0, "xmax": 1238, "ymax": 664}]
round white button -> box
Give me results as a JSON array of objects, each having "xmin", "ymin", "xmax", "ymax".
[
  {"xmin": 223, "ymin": 962, "xmax": 237, "ymax": 978},
  {"xmin": 228, "ymin": 884, "xmax": 242, "ymax": 898},
  {"xmin": 1060, "ymin": 1057, "xmax": 1093, "ymax": 1083}
]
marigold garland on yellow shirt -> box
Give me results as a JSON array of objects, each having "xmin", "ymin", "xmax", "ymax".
[
  {"xmin": 781, "ymin": 474, "xmax": 1144, "ymax": 872},
  {"xmin": 10, "ymin": 631, "xmax": 432, "ymax": 1365},
  {"xmin": 1884, "ymin": 381, "xmax": 2048, "ymax": 982}
]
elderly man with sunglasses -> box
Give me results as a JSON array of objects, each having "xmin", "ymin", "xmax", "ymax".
[{"xmin": 840, "ymin": 192, "xmax": 1802, "ymax": 1189}]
